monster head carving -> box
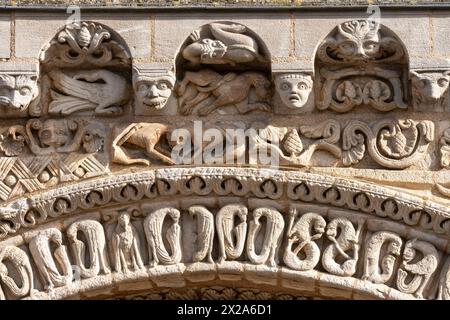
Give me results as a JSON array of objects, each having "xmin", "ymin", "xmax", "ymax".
[
  {"xmin": 37, "ymin": 119, "xmax": 77, "ymax": 148},
  {"xmin": 411, "ymin": 71, "xmax": 450, "ymax": 111},
  {"xmin": 133, "ymin": 69, "xmax": 175, "ymax": 111},
  {"xmin": 0, "ymin": 74, "xmax": 39, "ymax": 112},
  {"xmin": 275, "ymin": 73, "xmax": 313, "ymax": 109}
]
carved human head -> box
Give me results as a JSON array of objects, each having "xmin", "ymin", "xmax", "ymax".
[
  {"xmin": 275, "ymin": 73, "xmax": 313, "ymax": 109},
  {"xmin": 118, "ymin": 212, "xmax": 131, "ymax": 227},
  {"xmin": 411, "ymin": 71, "xmax": 450, "ymax": 101},
  {"xmin": 403, "ymin": 240, "xmax": 416, "ymax": 262},
  {"xmin": 314, "ymin": 218, "xmax": 326, "ymax": 235},
  {"xmin": 38, "ymin": 120, "xmax": 76, "ymax": 148},
  {"xmin": 0, "ymin": 74, "xmax": 39, "ymax": 111},
  {"xmin": 133, "ymin": 69, "xmax": 175, "ymax": 110}
]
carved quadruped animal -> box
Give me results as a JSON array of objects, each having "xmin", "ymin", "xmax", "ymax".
[
  {"xmin": 188, "ymin": 205, "xmax": 215, "ymax": 263},
  {"xmin": 216, "ymin": 204, "xmax": 248, "ymax": 264},
  {"xmin": 246, "ymin": 207, "xmax": 285, "ymax": 267},
  {"xmin": 144, "ymin": 207, "xmax": 182, "ymax": 267},
  {"xmin": 411, "ymin": 70, "xmax": 450, "ymax": 112},
  {"xmin": 176, "ymin": 69, "xmax": 271, "ymax": 116}
]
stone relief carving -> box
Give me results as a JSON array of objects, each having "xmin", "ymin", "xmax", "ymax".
[
  {"xmin": 437, "ymin": 257, "xmax": 450, "ymax": 300},
  {"xmin": 188, "ymin": 205, "xmax": 215, "ymax": 263},
  {"xmin": 342, "ymin": 119, "xmax": 434, "ymax": 169},
  {"xmin": 0, "ymin": 246, "xmax": 35, "ymax": 300},
  {"xmin": 144, "ymin": 207, "xmax": 182, "ymax": 266},
  {"xmin": 322, "ymin": 218, "xmax": 364, "ymax": 277},
  {"xmin": 0, "ymin": 73, "xmax": 39, "ymax": 114},
  {"xmin": 439, "ymin": 128, "xmax": 450, "ymax": 168},
  {"xmin": 67, "ymin": 219, "xmax": 111, "ymax": 278},
  {"xmin": 28, "ymin": 228, "xmax": 73, "ymax": 290},
  {"xmin": 411, "ymin": 70, "xmax": 450, "ymax": 112},
  {"xmin": 0, "ymin": 197, "xmax": 448, "ymax": 300},
  {"xmin": 274, "ymin": 73, "xmax": 313, "ymax": 110},
  {"xmin": 181, "ymin": 22, "xmax": 265, "ymax": 66},
  {"xmin": 176, "ymin": 69, "xmax": 271, "ymax": 115},
  {"xmin": 133, "ymin": 67, "xmax": 175, "ymax": 111},
  {"xmin": 216, "ymin": 204, "xmax": 248, "ymax": 263},
  {"xmin": 315, "ymin": 20, "xmax": 407, "ymax": 112},
  {"xmin": 40, "ymin": 22, "xmax": 131, "ymax": 68},
  {"xmin": 362, "ymin": 231, "xmax": 403, "ymax": 284},
  {"xmin": 111, "ymin": 211, "xmax": 144, "ymax": 272},
  {"xmin": 283, "ymin": 210, "xmax": 326, "ymax": 271},
  {"xmin": 48, "ymin": 69, "xmax": 130, "ymax": 116},
  {"xmin": 396, "ymin": 239, "xmax": 440, "ymax": 299},
  {"xmin": 246, "ymin": 207, "xmax": 284, "ymax": 267}
]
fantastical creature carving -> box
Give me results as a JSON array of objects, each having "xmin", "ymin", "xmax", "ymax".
[
  {"xmin": 440, "ymin": 128, "xmax": 450, "ymax": 169},
  {"xmin": 246, "ymin": 207, "xmax": 285, "ymax": 267},
  {"xmin": 67, "ymin": 219, "xmax": 111, "ymax": 278},
  {"xmin": 216, "ymin": 204, "xmax": 248, "ymax": 263},
  {"xmin": 362, "ymin": 231, "xmax": 403, "ymax": 284},
  {"xmin": 0, "ymin": 74, "xmax": 39, "ymax": 113},
  {"xmin": 250, "ymin": 120, "xmax": 342, "ymax": 166},
  {"xmin": 342, "ymin": 119, "xmax": 434, "ymax": 169},
  {"xmin": 40, "ymin": 21, "xmax": 131, "ymax": 67},
  {"xmin": 396, "ymin": 239, "xmax": 440, "ymax": 299},
  {"xmin": 176, "ymin": 69, "xmax": 271, "ymax": 115},
  {"xmin": 144, "ymin": 207, "xmax": 182, "ymax": 266},
  {"xmin": 322, "ymin": 218, "xmax": 364, "ymax": 277},
  {"xmin": 111, "ymin": 123, "xmax": 174, "ymax": 166},
  {"xmin": 283, "ymin": 210, "xmax": 326, "ymax": 271},
  {"xmin": 48, "ymin": 69, "xmax": 130, "ymax": 115},
  {"xmin": 0, "ymin": 246, "xmax": 35, "ymax": 300},
  {"xmin": 182, "ymin": 22, "xmax": 264, "ymax": 66},
  {"xmin": 411, "ymin": 70, "xmax": 450, "ymax": 112},
  {"xmin": 111, "ymin": 212, "xmax": 144, "ymax": 272},
  {"xmin": 316, "ymin": 20, "xmax": 404, "ymax": 64},
  {"xmin": 437, "ymin": 257, "xmax": 450, "ymax": 300},
  {"xmin": 29, "ymin": 228, "xmax": 73, "ymax": 290},
  {"xmin": 133, "ymin": 67, "xmax": 175, "ymax": 110},
  {"xmin": 274, "ymin": 73, "xmax": 313, "ymax": 110},
  {"xmin": 188, "ymin": 205, "xmax": 215, "ymax": 263}
]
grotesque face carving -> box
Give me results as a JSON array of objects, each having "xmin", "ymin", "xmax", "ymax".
[
  {"xmin": 275, "ymin": 74, "xmax": 313, "ymax": 109},
  {"xmin": 0, "ymin": 74, "xmax": 39, "ymax": 111},
  {"xmin": 411, "ymin": 71, "xmax": 450, "ymax": 101},
  {"xmin": 38, "ymin": 120, "xmax": 74, "ymax": 148},
  {"xmin": 133, "ymin": 72, "xmax": 175, "ymax": 110}
]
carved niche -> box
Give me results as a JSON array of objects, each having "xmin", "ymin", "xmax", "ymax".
[
  {"xmin": 175, "ymin": 22, "xmax": 272, "ymax": 116},
  {"xmin": 315, "ymin": 20, "xmax": 408, "ymax": 112},
  {"xmin": 39, "ymin": 21, "xmax": 132, "ymax": 116}
]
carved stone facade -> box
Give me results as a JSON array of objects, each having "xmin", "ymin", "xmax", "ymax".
[{"xmin": 1, "ymin": 6, "xmax": 450, "ymax": 300}]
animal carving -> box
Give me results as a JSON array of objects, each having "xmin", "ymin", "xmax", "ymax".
[
  {"xmin": 111, "ymin": 212, "xmax": 144, "ymax": 272},
  {"xmin": 29, "ymin": 228, "xmax": 73, "ymax": 291},
  {"xmin": 437, "ymin": 257, "xmax": 450, "ymax": 300},
  {"xmin": 216, "ymin": 204, "xmax": 248, "ymax": 263},
  {"xmin": 0, "ymin": 74, "xmax": 39, "ymax": 112},
  {"xmin": 144, "ymin": 207, "xmax": 182, "ymax": 267},
  {"xmin": 321, "ymin": 218, "xmax": 364, "ymax": 277},
  {"xmin": 0, "ymin": 246, "xmax": 35, "ymax": 300},
  {"xmin": 48, "ymin": 69, "xmax": 130, "ymax": 115},
  {"xmin": 176, "ymin": 69, "xmax": 271, "ymax": 116},
  {"xmin": 411, "ymin": 71, "xmax": 450, "ymax": 112},
  {"xmin": 67, "ymin": 220, "xmax": 111, "ymax": 279},
  {"xmin": 283, "ymin": 210, "xmax": 326, "ymax": 271},
  {"xmin": 112, "ymin": 123, "xmax": 175, "ymax": 166},
  {"xmin": 246, "ymin": 207, "xmax": 285, "ymax": 267},
  {"xmin": 362, "ymin": 231, "xmax": 402, "ymax": 284},
  {"xmin": 188, "ymin": 206, "xmax": 214, "ymax": 263},
  {"xmin": 396, "ymin": 239, "xmax": 439, "ymax": 299}
]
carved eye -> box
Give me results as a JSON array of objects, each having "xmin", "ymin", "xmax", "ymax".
[
  {"xmin": 298, "ymin": 82, "xmax": 309, "ymax": 90},
  {"xmin": 281, "ymin": 83, "xmax": 290, "ymax": 91},
  {"xmin": 19, "ymin": 87, "xmax": 31, "ymax": 96},
  {"xmin": 138, "ymin": 84, "xmax": 148, "ymax": 92},
  {"xmin": 364, "ymin": 41, "xmax": 379, "ymax": 52},
  {"xmin": 419, "ymin": 80, "xmax": 427, "ymax": 88},
  {"xmin": 158, "ymin": 82, "xmax": 169, "ymax": 90},
  {"xmin": 41, "ymin": 131, "xmax": 51, "ymax": 139},
  {"xmin": 438, "ymin": 78, "xmax": 449, "ymax": 87}
]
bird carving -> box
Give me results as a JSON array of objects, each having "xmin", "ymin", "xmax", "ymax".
[{"xmin": 48, "ymin": 69, "xmax": 130, "ymax": 115}]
